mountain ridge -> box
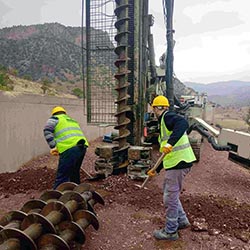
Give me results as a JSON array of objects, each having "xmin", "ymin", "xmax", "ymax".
[
  {"xmin": 0, "ymin": 23, "xmax": 248, "ymax": 106},
  {"xmin": 0, "ymin": 23, "xmax": 195, "ymax": 99},
  {"xmin": 0, "ymin": 23, "xmax": 115, "ymax": 81},
  {"xmin": 184, "ymin": 80, "xmax": 250, "ymax": 107}
]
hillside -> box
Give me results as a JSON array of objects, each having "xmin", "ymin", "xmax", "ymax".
[
  {"xmin": 0, "ymin": 23, "xmax": 197, "ymax": 99},
  {"xmin": 0, "ymin": 73, "xmax": 76, "ymax": 99},
  {"xmin": 184, "ymin": 80, "xmax": 250, "ymax": 107},
  {"xmin": 0, "ymin": 23, "xmax": 115, "ymax": 82}
]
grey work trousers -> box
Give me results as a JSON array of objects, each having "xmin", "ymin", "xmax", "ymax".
[{"xmin": 163, "ymin": 167, "xmax": 191, "ymax": 233}]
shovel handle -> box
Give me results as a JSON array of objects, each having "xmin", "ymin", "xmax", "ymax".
[
  {"xmin": 151, "ymin": 153, "xmax": 166, "ymax": 172},
  {"xmin": 140, "ymin": 175, "xmax": 150, "ymax": 189},
  {"xmin": 140, "ymin": 153, "xmax": 166, "ymax": 189},
  {"xmin": 81, "ymin": 167, "xmax": 93, "ymax": 178}
]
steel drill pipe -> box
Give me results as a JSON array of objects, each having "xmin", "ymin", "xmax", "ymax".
[
  {"xmin": 36, "ymin": 183, "xmax": 102, "ymax": 250},
  {"xmin": 37, "ymin": 221, "xmax": 85, "ymax": 250},
  {"xmin": 21, "ymin": 200, "xmax": 47, "ymax": 214},
  {"xmin": 56, "ymin": 182, "xmax": 105, "ymax": 214},
  {"xmin": 0, "ymin": 182, "xmax": 104, "ymax": 250},
  {"xmin": 73, "ymin": 209, "xmax": 99, "ymax": 231},
  {"xmin": 0, "ymin": 214, "xmax": 52, "ymax": 250},
  {"xmin": 56, "ymin": 182, "xmax": 78, "ymax": 193},
  {"xmin": 37, "ymin": 184, "xmax": 103, "ymax": 248},
  {"xmin": 0, "ymin": 191, "xmax": 64, "ymax": 249},
  {"xmin": 37, "ymin": 209, "xmax": 99, "ymax": 250},
  {"xmin": 39, "ymin": 190, "xmax": 63, "ymax": 203},
  {"xmin": 0, "ymin": 211, "xmax": 27, "ymax": 230},
  {"xmin": 0, "ymin": 205, "xmax": 70, "ymax": 250},
  {"xmin": 1, "ymin": 202, "xmax": 70, "ymax": 250},
  {"xmin": 73, "ymin": 183, "xmax": 105, "ymax": 213}
]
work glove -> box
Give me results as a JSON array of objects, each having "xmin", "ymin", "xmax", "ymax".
[
  {"xmin": 161, "ymin": 143, "xmax": 173, "ymax": 154},
  {"xmin": 147, "ymin": 168, "xmax": 156, "ymax": 177},
  {"xmin": 50, "ymin": 147, "xmax": 59, "ymax": 156},
  {"xmin": 147, "ymin": 162, "xmax": 164, "ymax": 177}
]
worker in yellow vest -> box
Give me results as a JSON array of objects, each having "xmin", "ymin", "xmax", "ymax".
[
  {"xmin": 148, "ymin": 95, "xmax": 196, "ymax": 241},
  {"xmin": 43, "ymin": 106, "xmax": 89, "ymax": 189}
]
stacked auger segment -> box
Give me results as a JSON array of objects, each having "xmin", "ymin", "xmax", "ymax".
[{"xmin": 0, "ymin": 182, "xmax": 104, "ymax": 250}]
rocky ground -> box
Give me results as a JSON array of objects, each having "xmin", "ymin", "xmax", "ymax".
[{"xmin": 0, "ymin": 138, "xmax": 250, "ymax": 250}]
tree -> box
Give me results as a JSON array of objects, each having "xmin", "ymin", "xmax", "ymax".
[
  {"xmin": 0, "ymin": 71, "xmax": 14, "ymax": 90},
  {"xmin": 41, "ymin": 77, "xmax": 52, "ymax": 94},
  {"xmin": 72, "ymin": 88, "xmax": 84, "ymax": 98}
]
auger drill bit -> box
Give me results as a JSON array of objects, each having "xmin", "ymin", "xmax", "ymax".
[
  {"xmin": 37, "ymin": 210, "xmax": 99, "ymax": 250},
  {"xmin": 21, "ymin": 200, "xmax": 47, "ymax": 214},
  {"xmin": 0, "ymin": 211, "xmax": 27, "ymax": 230},
  {"xmin": 39, "ymin": 190, "xmax": 63, "ymax": 203},
  {"xmin": 74, "ymin": 183, "xmax": 105, "ymax": 214},
  {"xmin": 113, "ymin": 0, "xmax": 131, "ymax": 166},
  {"xmin": 0, "ymin": 182, "xmax": 104, "ymax": 250},
  {"xmin": 38, "ymin": 221, "xmax": 85, "ymax": 250}
]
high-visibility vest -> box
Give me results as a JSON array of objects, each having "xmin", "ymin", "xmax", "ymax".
[
  {"xmin": 158, "ymin": 113, "xmax": 196, "ymax": 169},
  {"xmin": 54, "ymin": 114, "xmax": 89, "ymax": 153}
]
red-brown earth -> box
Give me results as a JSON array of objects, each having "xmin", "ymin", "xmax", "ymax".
[{"xmin": 0, "ymin": 138, "xmax": 250, "ymax": 250}]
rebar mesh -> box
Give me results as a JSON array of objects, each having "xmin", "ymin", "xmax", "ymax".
[{"xmin": 86, "ymin": 0, "xmax": 117, "ymax": 124}]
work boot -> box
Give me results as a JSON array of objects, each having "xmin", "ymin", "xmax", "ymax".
[
  {"xmin": 153, "ymin": 228, "xmax": 179, "ymax": 241},
  {"xmin": 178, "ymin": 222, "xmax": 191, "ymax": 230}
]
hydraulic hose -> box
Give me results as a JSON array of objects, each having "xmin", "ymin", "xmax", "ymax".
[
  {"xmin": 174, "ymin": 94, "xmax": 190, "ymax": 112},
  {"xmin": 188, "ymin": 123, "xmax": 231, "ymax": 151}
]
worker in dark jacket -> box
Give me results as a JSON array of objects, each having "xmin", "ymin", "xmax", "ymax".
[
  {"xmin": 43, "ymin": 106, "xmax": 89, "ymax": 189},
  {"xmin": 148, "ymin": 95, "xmax": 196, "ymax": 241}
]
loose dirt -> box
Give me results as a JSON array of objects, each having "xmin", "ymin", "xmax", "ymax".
[{"xmin": 0, "ymin": 138, "xmax": 250, "ymax": 250}]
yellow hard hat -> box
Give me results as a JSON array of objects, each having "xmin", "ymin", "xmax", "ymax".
[
  {"xmin": 152, "ymin": 95, "xmax": 169, "ymax": 107},
  {"xmin": 51, "ymin": 106, "xmax": 66, "ymax": 116}
]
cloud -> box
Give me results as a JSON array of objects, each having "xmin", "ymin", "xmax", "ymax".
[
  {"xmin": 40, "ymin": 0, "xmax": 82, "ymax": 27},
  {"xmin": 0, "ymin": 0, "xmax": 45, "ymax": 27},
  {"xmin": 174, "ymin": 0, "xmax": 246, "ymax": 38},
  {"xmin": 175, "ymin": 11, "xmax": 243, "ymax": 38},
  {"xmin": 0, "ymin": 0, "xmax": 10, "ymax": 14},
  {"xmin": 150, "ymin": 0, "xmax": 250, "ymax": 83},
  {"xmin": 174, "ymin": 31, "xmax": 250, "ymax": 83},
  {"xmin": 0, "ymin": 0, "xmax": 83, "ymax": 28},
  {"xmin": 0, "ymin": 1, "xmax": 11, "ymax": 26}
]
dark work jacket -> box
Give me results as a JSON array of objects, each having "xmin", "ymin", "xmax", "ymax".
[{"xmin": 156, "ymin": 110, "xmax": 193, "ymax": 172}]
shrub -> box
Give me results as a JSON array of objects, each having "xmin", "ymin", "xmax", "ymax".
[
  {"xmin": 0, "ymin": 72, "xmax": 14, "ymax": 91},
  {"xmin": 72, "ymin": 88, "xmax": 84, "ymax": 98}
]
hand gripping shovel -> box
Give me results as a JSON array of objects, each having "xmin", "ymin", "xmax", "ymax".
[{"xmin": 135, "ymin": 152, "xmax": 166, "ymax": 189}]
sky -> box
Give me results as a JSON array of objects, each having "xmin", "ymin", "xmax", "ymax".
[{"xmin": 0, "ymin": 0, "xmax": 249, "ymax": 84}]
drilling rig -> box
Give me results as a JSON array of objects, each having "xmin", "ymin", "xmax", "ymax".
[
  {"xmin": 84, "ymin": 0, "xmax": 250, "ymax": 179},
  {"xmin": 85, "ymin": 0, "xmax": 157, "ymax": 178}
]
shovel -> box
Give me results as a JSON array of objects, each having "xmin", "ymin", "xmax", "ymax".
[
  {"xmin": 135, "ymin": 152, "xmax": 166, "ymax": 189},
  {"xmin": 81, "ymin": 167, "xmax": 94, "ymax": 179},
  {"xmin": 81, "ymin": 167, "xmax": 107, "ymax": 181}
]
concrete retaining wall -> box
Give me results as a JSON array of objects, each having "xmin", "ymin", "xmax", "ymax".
[{"xmin": 0, "ymin": 91, "xmax": 114, "ymax": 173}]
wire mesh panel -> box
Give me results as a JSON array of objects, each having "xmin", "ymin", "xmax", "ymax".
[{"xmin": 85, "ymin": 0, "xmax": 117, "ymax": 124}]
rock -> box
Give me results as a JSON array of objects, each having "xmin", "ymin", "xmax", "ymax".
[{"xmin": 192, "ymin": 218, "xmax": 208, "ymax": 231}]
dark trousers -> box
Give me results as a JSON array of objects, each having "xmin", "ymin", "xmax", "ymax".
[{"xmin": 53, "ymin": 145, "xmax": 87, "ymax": 189}]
